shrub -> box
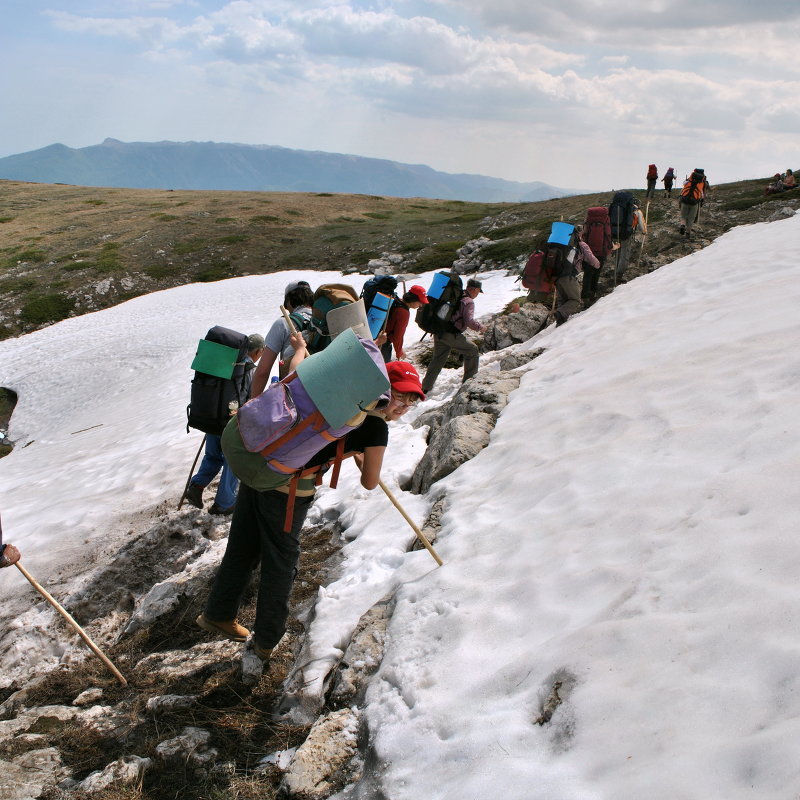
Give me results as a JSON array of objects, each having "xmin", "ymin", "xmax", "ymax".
[
  {"xmin": 95, "ymin": 242, "xmax": 122, "ymax": 273},
  {"xmin": 174, "ymin": 239, "xmax": 207, "ymax": 255},
  {"xmin": 20, "ymin": 293, "xmax": 75, "ymax": 325},
  {"xmin": 412, "ymin": 240, "xmax": 464, "ymax": 272},
  {"xmin": 150, "ymin": 213, "xmax": 179, "ymax": 221},
  {"xmin": 480, "ymin": 238, "xmax": 531, "ymax": 262},
  {"xmin": 217, "ymin": 235, "xmax": 248, "ymax": 244}
]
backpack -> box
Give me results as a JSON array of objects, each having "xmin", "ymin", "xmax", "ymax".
[
  {"xmin": 680, "ymin": 170, "xmax": 706, "ymax": 205},
  {"xmin": 307, "ymin": 284, "xmax": 359, "ymax": 353},
  {"xmin": 416, "ymin": 272, "xmax": 463, "ymax": 335},
  {"xmin": 608, "ymin": 191, "xmax": 636, "ymax": 241},
  {"xmin": 187, "ymin": 325, "xmax": 253, "ymax": 436},
  {"xmin": 542, "ymin": 222, "xmax": 579, "ymax": 282},
  {"xmin": 222, "ymin": 331, "xmax": 390, "ymax": 530},
  {"xmin": 583, "ymin": 207, "xmax": 612, "ymax": 259},
  {"xmin": 521, "ymin": 250, "xmax": 552, "ymax": 293},
  {"xmin": 664, "ymin": 168, "xmax": 675, "ymax": 180},
  {"xmin": 647, "ymin": 164, "xmax": 658, "ymax": 180},
  {"xmin": 361, "ymin": 275, "xmax": 398, "ymax": 313}
]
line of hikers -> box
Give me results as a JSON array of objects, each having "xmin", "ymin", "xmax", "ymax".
[
  {"xmin": 184, "ymin": 272, "xmax": 489, "ymax": 669},
  {"xmin": 522, "ymin": 167, "xmax": 711, "ymax": 325}
]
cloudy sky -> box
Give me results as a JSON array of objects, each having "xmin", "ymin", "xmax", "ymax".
[{"xmin": 3, "ymin": 1, "xmax": 799, "ymax": 190}]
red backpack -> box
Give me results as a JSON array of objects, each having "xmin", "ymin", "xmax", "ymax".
[
  {"xmin": 521, "ymin": 250, "xmax": 552, "ymax": 293},
  {"xmin": 647, "ymin": 164, "xmax": 658, "ymax": 179},
  {"xmin": 583, "ymin": 207, "xmax": 612, "ymax": 259}
]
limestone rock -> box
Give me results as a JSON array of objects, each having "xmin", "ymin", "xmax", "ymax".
[
  {"xmin": 145, "ymin": 694, "xmax": 199, "ymax": 713},
  {"xmin": 73, "ymin": 687, "xmax": 104, "ymax": 707},
  {"xmin": 0, "ymin": 747, "xmax": 64, "ymax": 800},
  {"xmin": 155, "ymin": 726, "xmax": 218, "ymax": 767},
  {"xmin": 280, "ymin": 708, "xmax": 362, "ymax": 799},
  {"xmin": 483, "ymin": 302, "xmax": 548, "ymax": 350},
  {"xmin": 77, "ymin": 754, "xmax": 151, "ymax": 793},
  {"xmin": 134, "ymin": 639, "xmax": 240, "ymax": 680}
]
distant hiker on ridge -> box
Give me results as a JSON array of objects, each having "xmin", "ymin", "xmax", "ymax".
[
  {"xmin": 250, "ymin": 280, "xmax": 314, "ymax": 394},
  {"xmin": 662, "ymin": 167, "xmax": 676, "ymax": 198},
  {"xmin": 421, "ymin": 278, "xmax": 485, "ymax": 395},
  {"xmin": 679, "ymin": 168, "xmax": 709, "ymax": 238},
  {"xmin": 186, "ymin": 333, "xmax": 265, "ymax": 515},
  {"xmin": 646, "ymin": 164, "xmax": 658, "ymax": 199}
]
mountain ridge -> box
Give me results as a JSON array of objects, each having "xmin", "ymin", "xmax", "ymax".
[{"xmin": 0, "ymin": 138, "xmax": 570, "ymax": 202}]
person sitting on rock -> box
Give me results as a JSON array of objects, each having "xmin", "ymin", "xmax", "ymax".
[
  {"xmin": 783, "ymin": 169, "xmax": 796, "ymax": 189},
  {"xmin": 765, "ymin": 174, "xmax": 785, "ymax": 195}
]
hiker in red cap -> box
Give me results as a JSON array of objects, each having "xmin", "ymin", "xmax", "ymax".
[
  {"xmin": 380, "ymin": 285, "xmax": 429, "ymax": 362},
  {"xmin": 197, "ymin": 358, "xmax": 424, "ymax": 666},
  {"xmin": 0, "ymin": 543, "xmax": 21, "ymax": 568}
]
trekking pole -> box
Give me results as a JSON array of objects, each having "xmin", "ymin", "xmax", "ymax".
[
  {"xmin": 353, "ymin": 463, "xmax": 443, "ymax": 566},
  {"xmin": 636, "ymin": 201, "xmax": 650, "ymax": 269},
  {"xmin": 13, "ymin": 561, "xmax": 128, "ymax": 685},
  {"xmin": 613, "ymin": 206, "xmax": 620, "ymax": 288},
  {"xmin": 178, "ymin": 434, "xmax": 207, "ymax": 510},
  {"xmin": 280, "ymin": 305, "xmax": 298, "ymax": 334}
]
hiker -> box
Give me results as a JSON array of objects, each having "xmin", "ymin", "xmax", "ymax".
[
  {"xmin": 197, "ymin": 350, "xmax": 423, "ymax": 664},
  {"xmin": 0, "ymin": 543, "xmax": 21, "ymax": 568},
  {"xmin": 646, "ymin": 164, "xmax": 658, "ymax": 198},
  {"xmin": 250, "ymin": 280, "xmax": 315, "ymax": 395},
  {"xmin": 662, "ymin": 167, "xmax": 676, "ymax": 197},
  {"xmin": 421, "ymin": 278, "xmax": 485, "ymax": 394},
  {"xmin": 380, "ymin": 285, "xmax": 429, "ymax": 361},
  {"xmin": 555, "ymin": 224, "xmax": 598, "ymax": 325},
  {"xmin": 608, "ymin": 192, "xmax": 638, "ymax": 284},
  {"xmin": 580, "ymin": 208, "xmax": 615, "ymax": 306},
  {"xmin": 679, "ymin": 168, "xmax": 709, "ymax": 238},
  {"xmin": 186, "ymin": 333, "xmax": 265, "ymax": 515}
]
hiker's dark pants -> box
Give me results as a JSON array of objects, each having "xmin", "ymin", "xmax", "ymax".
[
  {"xmin": 664, "ymin": 180, "xmax": 673, "ymax": 197},
  {"xmin": 204, "ymin": 483, "xmax": 313, "ymax": 649},
  {"xmin": 555, "ymin": 275, "xmax": 582, "ymax": 324},
  {"xmin": 646, "ymin": 178, "xmax": 656, "ymax": 198},
  {"xmin": 581, "ymin": 260, "xmax": 604, "ymax": 303},
  {"xmin": 422, "ymin": 330, "xmax": 479, "ymax": 393}
]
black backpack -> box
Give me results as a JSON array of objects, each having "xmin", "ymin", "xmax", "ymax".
[
  {"xmin": 187, "ymin": 325, "xmax": 253, "ymax": 436},
  {"xmin": 608, "ymin": 191, "xmax": 636, "ymax": 241},
  {"xmin": 543, "ymin": 228, "xmax": 580, "ymax": 282},
  {"xmin": 361, "ymin": 275, "xmax": 399, "ymax": 313},
  {"xmin": 416, "ymin": 272, "xmax": 463, "ymax": 335}
]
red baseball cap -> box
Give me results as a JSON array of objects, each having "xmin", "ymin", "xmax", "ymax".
[
  {"xmin": 408, "ymin": 285, "xmax": 429, "ymax": 304},
  {"xmin": 386, "ymin": 361, "xmax": 425, "ymax": 400}
]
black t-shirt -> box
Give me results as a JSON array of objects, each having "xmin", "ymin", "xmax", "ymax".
[{"xmin": 307, "ymin": 413, "xmax": 388, "ymax": 468}]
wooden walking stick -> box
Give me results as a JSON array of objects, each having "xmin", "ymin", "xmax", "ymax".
[
  {"xmin": 14, "ymin": 562, "xmax": 128, "ymax": 685},
  {"xmin": 177, "ymin": 434, "xmax": 207, "ymax": 510},
  {"xmin": 0, "ymin": 513, "xmax": 127, "ymax": 685},
  {"xmin": 280, "ymin": 304, "xmax": 297, "ymax": 334},
  {"xmin": 353, "ymin": 462, "xmax": 443, "ymax": 566},
  {"xmin": 636, "ymin": 200, "xmax": 650, "ymax": 270}
]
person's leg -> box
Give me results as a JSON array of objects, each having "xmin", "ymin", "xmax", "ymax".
[
  {"xmin": 204, "ymin": 483, "xmax": 261, "ymax": 623},
  {"xmin": 214, "ymin": 459, "xmax": 239, "ymax": 511},
  {"xmin": 421, "ymin": 335, "xmax": 453, "ymax": 394},
  {"xmin": 380, "ymin": 341, "xmax": 393, "ymax": 363},
  {"xmin": 556, "ymin": 276, "xmax": 582, "ymax": 323},
  {"xmin": 252, "ymin": 492, "xmax": 314, "ymax": 650},
  {"xmin": 192, "ymin": 435, "xmax": 224, "ymax": 487},
  {"xmin": 615, "ymin": 238, "xmax": 632, "ymax": 281},
  {"xmin": 686, "ymin": 204, "xmax": 699, "ymax": 235},
  {"xmin": 445, "ymin": 332, "xmax": 480, "ymax": 382}
]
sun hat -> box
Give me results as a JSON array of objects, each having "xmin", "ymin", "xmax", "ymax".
[
  {"xmin": 466, "ymin": 278, "xmax": 483, "ymax": 293},
  {"xmin": 408, "ymin": 285, "xmax": 429, "ymax": 304},
  {"xmin": 295, "ymin": 328, "xmax": 390, "ymax": 428},
  {"xmin": 386, "ymin": 361, "xmax": 425, "ymax": 400},
  {"xmin": 285, "ymin": 280, "xmax": 310, "ymax": 295}
]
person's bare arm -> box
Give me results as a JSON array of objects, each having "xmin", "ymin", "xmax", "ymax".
[
  {"xmin": 353, "ymin": 447, "xmax": 386, "ymax": 490},
  {"xmin": 250, "ymin": 347, "xmax": 279, "ymax": 397}
]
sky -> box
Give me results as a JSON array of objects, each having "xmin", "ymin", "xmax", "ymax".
[
  {"xmin": 2, "ymin": 1, "xmax": 799, "ymax": 191},
  {"xmin": 2, "ymin": 211, "xmax": 800, "ymax": 796}
]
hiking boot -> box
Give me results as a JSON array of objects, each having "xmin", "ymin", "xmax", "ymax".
[
  {"xmin": 209, "ymin": 502, "xmax": 235, "ymax": 516},
  {"xmin": 195, "ymin": 614, "xmax": 250, "ymax": 642},
  {"xmin": 679, "ymin": 224, "xmax": 685, "ymax": 236},
  {"xmin": 185, "ymin": 483, "xmax": 204, "ymax": 509},
  {"xmin": 254, "ymin": 642, "xmax": 272, "ymax": 663}
]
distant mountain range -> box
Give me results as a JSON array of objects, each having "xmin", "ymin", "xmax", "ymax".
[{"xmin": 0, "ymin": 139, "xmax": 570, "ymax": 202}]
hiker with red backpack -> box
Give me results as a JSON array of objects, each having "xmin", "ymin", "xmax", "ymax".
[
  {"xmin": 646, "ymin": 164, "xmax": 658, "ymax": 199},
  {"xmin": 197, "ymin": 340, "xmax": 421, "ymax": 666},
  {"xmin": 554, "ymin": 224, "xmax": 599, "ymax": 325},
  {"xmin": 679, "ymin": 168, "xmax": 709, "ymax": 238},
  {"xmin": 581, "ymin": 207, "xmax": 615, "ymax": 306},
  {"xmin": 421, "ymin": 278, "xmax": 485, "ymax": 394},
  {"xmin": 250, "ymin": 281, "xmax": 315, "ymax": 395}
]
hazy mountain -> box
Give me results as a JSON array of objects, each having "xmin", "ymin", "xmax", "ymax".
[{"xmin": 0, "ymin": 138, "xmax": 570, "ymax": 202}]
